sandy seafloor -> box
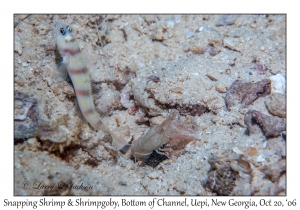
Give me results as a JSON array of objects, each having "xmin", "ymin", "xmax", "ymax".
[{"xmin": 14, "ymin": 14, "xmax": 286, "ymax": 195}]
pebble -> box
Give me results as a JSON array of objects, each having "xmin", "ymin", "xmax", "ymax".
[
  {"xmin": 244, "ymin": 110, "xmax": 286, "ymax": 137},
  {"xmin": 247, "ymin": 147, "xmax": 258, "ymax": 156},
  {"xmin": 225, "ymin": 79, "xmax": 271, "ymax": 108},
  {"xmin": 198, "ymin": 26, "xmax": 204, "ymax": 32},
  {"xmin": 270, "ymin": 74, "xmax": 286, "ymax": 94},
  {"xmin": 27, "ymin": 138, "xmax": 38, "ymax": 145},
  {"xmin": 265, "ymin": 93, "xmax": 286, "ymax": 118},
  {"xmin": 257, "ymin": 155, "xmax": 265, "ymax": 162}
]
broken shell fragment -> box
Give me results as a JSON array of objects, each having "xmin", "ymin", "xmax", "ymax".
[
  {"xmin": 230, "ymin": 159, "xmax": 251, "ymax": 174},
  {"xmin": 215, "ymin": 83, "xmax": 227, "ymax": 93},
  {"xmin": 206, "ymin": 74, "xmax": 218, "ymax": 81}
]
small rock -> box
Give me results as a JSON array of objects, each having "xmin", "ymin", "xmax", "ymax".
[
  {"xmin": 198, "ymin": 26, "xmax": 204, "ymax": 32},
  {"xmin": 247, "ymin": 147, "xmax": 258, "ymax": 156},
  {"xmin": 244, "ymin": 110, "xmax": 286, "ymax": 138},
  {"xmin": 250, "ymin": 23, "xmax": 257, "ymax": 28},
  {"xmin": 265, "ymin": 93, "xmax": 286, "ymax": 118},
  {"xmin": 225, "ymin": 79, "xmax": 271, "ymax": 109},
  {"xmin": 204, "ymin": 168, "xmax": 237, "ymax": 196},
  {"xmin": 27, "ymin": 138, "xmax": 38, "ymax": 145},
  {"xmin": 270, "ymin": 74, "xmax": 286, "ymax": 94},
  {"xmin": 177, "ymin": 103, "xmax": 206, "ymax": 116}
]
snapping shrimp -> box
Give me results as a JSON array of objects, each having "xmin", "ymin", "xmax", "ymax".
[
  {"xmin": 130, "ymin": 110, "xmax": 177, "ymax": 162},
  {"xmin": 55, "ymin": 22, "xmax": 129, "ymax": 152}
]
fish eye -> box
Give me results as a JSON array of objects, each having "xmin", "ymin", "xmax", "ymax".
[{"xmin": 60, "ymin": 27, "xmax": 65, "ymax": 35}]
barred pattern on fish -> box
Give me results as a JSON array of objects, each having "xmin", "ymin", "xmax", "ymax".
[{"xmin": 55, "ymin": 22, "xmax": 129, "ymax": 152}]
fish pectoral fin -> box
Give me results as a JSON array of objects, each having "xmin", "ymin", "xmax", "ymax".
[
  {"xmin": 83, "ymin": 54, "xmax": 98, "ymax": 78},
  {"xmin": 84, "ymin": 59, "xmax": 102, "ymax": 94},
  {"xmin": 57, "ymin": 62, "xmax": 70, "ymax": 81}
]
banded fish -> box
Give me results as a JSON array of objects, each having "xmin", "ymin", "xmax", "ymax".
[{"xmin": 55, "ymin": 22, "xmax": 129, "ymax": 152}]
